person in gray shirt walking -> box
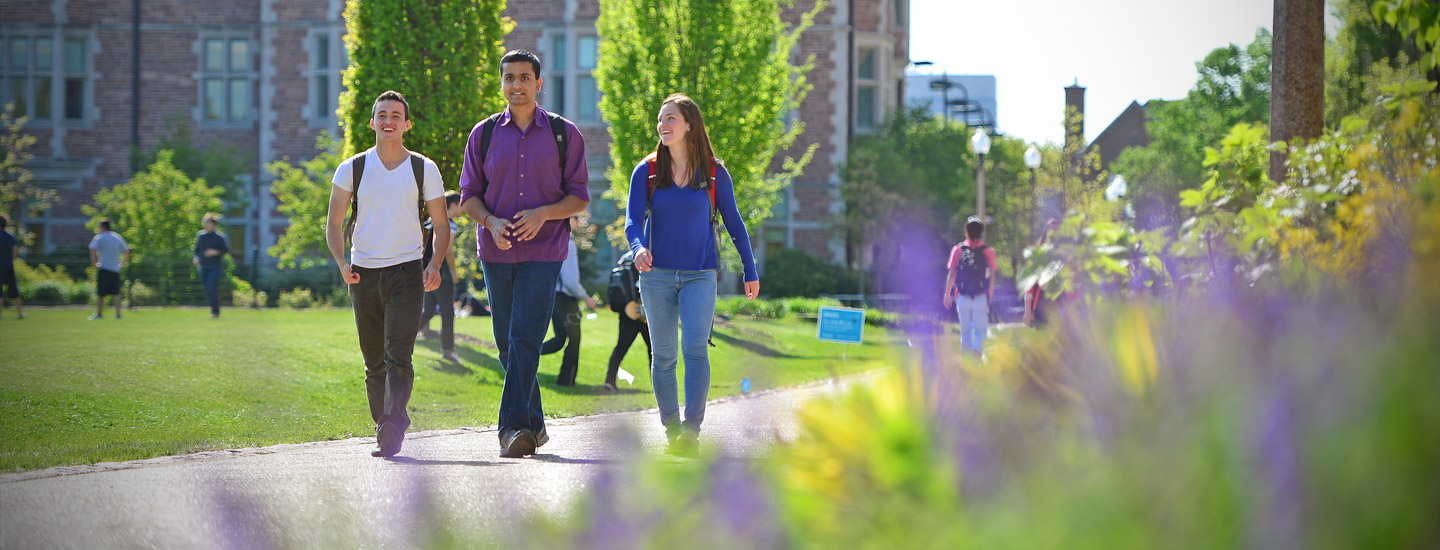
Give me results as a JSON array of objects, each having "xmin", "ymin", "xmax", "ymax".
[{"xmin": 88, "ymin": 219, "xmax": 131, "ymax": 320}]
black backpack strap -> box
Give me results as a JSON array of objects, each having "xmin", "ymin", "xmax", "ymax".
[
  {"xmin": 547, "ymin": 111, "xmax": 568, "ymax": 194},
  {"xmin": 476, "ymin": 112, "xmax": 502, "ymax": 201},
  {"xmin": 344, "ymin": 150, "xmax": 369, "ymax": 250}
]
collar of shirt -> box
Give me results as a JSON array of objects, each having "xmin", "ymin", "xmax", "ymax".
[{"xmin": 498, "ymin": 106, "xmax": 552, "ymax": 133}]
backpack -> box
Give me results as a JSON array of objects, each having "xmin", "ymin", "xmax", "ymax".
[
  {"xmin": 473, "ymin": 110, "xmax": 570, "ymax": 202},
  {"xmin": 952, "ymin": 244, "xmax": 991, "ymax": 297},
  {"xmin": 644, "ymin": 157, "xmax": 723, "ymax": 267},
  {"xmin": 344, "ymin": 150, "xmax": 433, "ymax": 260},
  {"xmin": 607, "ymin": 251, "xmax": 640, "ymax": 313}
]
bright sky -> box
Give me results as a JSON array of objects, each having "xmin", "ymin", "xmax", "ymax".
[{"xmin": 910, "ymin": 0, "xmax": 1289, "ymax": 145}]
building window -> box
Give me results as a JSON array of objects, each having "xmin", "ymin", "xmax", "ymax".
[
  {"xmin": 199, "ymin": 35, "xmax": 255, "ymax": 126},
  {"xmin": 1, "ymin": 34, "xmax": 90, "ymax": 124},
  {"xmin": 307, "ymin": 29, "xmax": 347, "ymax": 128},
  {"xmin": 856, "ymin": 47, "xmax": 878, "ymax": 130},
  {"xmin": 893, "ymin": 0, "xmax": 905, "ymax": 25},
  {"xmin": 547, "ymin": 34, "xmax": 566, "ymax": 113},
  {"xmin": 576, "ymin": 36, "xmax": 600, "ymax": 121}
]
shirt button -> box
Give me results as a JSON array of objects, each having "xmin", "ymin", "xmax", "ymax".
[
  {"xmin": 520, "ymin": 154, "xmax": 525, "ymax": 158},
  {"xmin": 520, "ymin": 192, "xmax": 525, "ymax": 196},
  {"xmin": 520, "ymin": 174, "xmax": 525, "ymax": 178}
]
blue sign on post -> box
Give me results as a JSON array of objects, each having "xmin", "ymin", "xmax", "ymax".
[{"xmin": 816, "ymin": 306, "xmax": 866, "ymax": 344}]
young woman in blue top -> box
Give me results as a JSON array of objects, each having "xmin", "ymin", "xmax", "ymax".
[{"xmin": 625, "ymin": 93, "xmax": 760, "ymax": 454}]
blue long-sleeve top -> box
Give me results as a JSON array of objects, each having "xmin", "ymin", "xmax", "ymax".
[{"xmin": 624, "ymin": 160, "xmax": 758, "ymax": 282}]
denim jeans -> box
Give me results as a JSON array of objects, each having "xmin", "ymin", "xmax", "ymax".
[
  {"xmin": 349, "ymin": 260, "xmax": 425, "ymax": 433},
  {"xmin": 541, "ymin": 292, "xmax": 582, "ymax": 385},
  {"xmin": 955, "ymin": 293, "xmax": 989, "ymax": 354},
  {"xmin": 200, "ymin": 267, "xmax": 223, "ymax": 315},
  {"xmin": 639, "ymin": 268, "xmax": 716, "ymax": 434},
  {"xmin": 421, "ymin": 267, "xmax": 455, "ymax": 352},
  {"xmin": 482, "ymin": 261, "xmax": 562, "ymax": 438}
]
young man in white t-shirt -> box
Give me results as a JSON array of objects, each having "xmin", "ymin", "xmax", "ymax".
[{"xmin": 325, "ymin": 90, "xmax": 450, "ymax": 458}]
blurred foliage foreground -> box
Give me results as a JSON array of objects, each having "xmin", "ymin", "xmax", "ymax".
[{"xmin": 513, "ymin": 91, "xmax": 1440, "ymax": 549}]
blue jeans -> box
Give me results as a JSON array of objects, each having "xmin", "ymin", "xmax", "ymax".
[
  {"xmin": 955, "ymin": 293, "xmax": 989, "ymax": 354},
  {"xmin": 639, "ymin": 268, "xmax": 717, "ymax": 434},
  {"xmin": 200, "ymin": 267, "xmax": 223, "ymax": 315},
  {"xmin": 482, "ymin": 261, "xmax": 562, "ymax": 439}
]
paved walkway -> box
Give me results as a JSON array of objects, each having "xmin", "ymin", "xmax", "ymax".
[{"xmin": 0, "ymin": 378, "xmax": 863, "ymax": 549}]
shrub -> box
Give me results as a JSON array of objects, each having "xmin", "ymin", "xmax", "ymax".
[
  {"xmin": 327, "ymin": 286, "xmax": 351, "ymax": 308},
  {"xmin": 762, "ymin": 248, "xmax": 861, "ymax": 298},
  {"xmin": 277, "ymin": 288, "xmax": 316, "ymax": 309},
  {"xmin": 125, "ymin": 281, "xmax": 159, "ymax": 306},
  {"xmin": 64, "ymin": 282, "xmax": 91, "ymax": 305},
  {"xmin": 779, "ymin": 296, "xmax": 842, "ymax": 317},
  {"xmin": 21, "ymin": 280, "xmax": 66, "ymax": 304}
]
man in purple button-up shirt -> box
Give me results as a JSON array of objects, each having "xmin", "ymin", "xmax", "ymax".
[{"xmin": 459, "ymin": 49, "xmax": 589, "ymax": 459}]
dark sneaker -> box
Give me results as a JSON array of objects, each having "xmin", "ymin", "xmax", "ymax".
[
  {"xmin": 666, "ymin": 431, "xmax": 700, "ymax": 457},
  {"xmin": 535, "ymin": 426, "xmax": 549, "ymax": 449},
  {"xmin": 88, "ymin": 314, "xmax": 103, "ymax": 320},
  {"xmin": 114, "ymin": 313, "xmax": 122, "ymax": 319},
  {"xmin": 371, "ymin": 422, "xmax": 403, "ymax": 457},
  {"xmin": 441, "ymin": 350, "xmax": 459, "ymax": 362},
  {"xmin": 603, "ymin": 382, "xmax": 619, "ymax": 393},
  {"xmin": 500, "ymin": 429, "xmax": 536, "ymax": 458}
]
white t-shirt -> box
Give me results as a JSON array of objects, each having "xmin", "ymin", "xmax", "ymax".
[{"xmin": 332, "ymin": 148, "xmax": 445, "ymax": 268}]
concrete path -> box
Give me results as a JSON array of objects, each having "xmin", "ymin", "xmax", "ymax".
[{"xmin": 0, "ymin": 378, "xmax": 863, "ymax": 550}]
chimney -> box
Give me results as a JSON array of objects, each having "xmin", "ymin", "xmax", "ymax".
[{"xmin": 1064, "ymin": 80, "xmax": 1085, "ymax": 151}]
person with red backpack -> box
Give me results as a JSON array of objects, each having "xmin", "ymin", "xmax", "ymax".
[
  {"xmin": 624, "ymin": 94, "xmax": 759, "ymax": 455},
  {"xmin": 944, "ymin": 216, "xmax": 998, "ymax": 357}
]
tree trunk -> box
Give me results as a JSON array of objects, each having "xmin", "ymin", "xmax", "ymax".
[{"xmin": 1270, "ymin": 0, "xmax": 1326, "ymax": 184}]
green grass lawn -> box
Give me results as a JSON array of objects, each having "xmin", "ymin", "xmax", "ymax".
[{"xmin": 0, "ymin": 306, "xmax": 901, "ymax": 472}]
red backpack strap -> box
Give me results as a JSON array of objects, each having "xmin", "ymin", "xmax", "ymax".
[
  {"xmin": 708, "ymin": 162, "xmax": 718, "ymax": 217},
  {"xmin": 646, "ymin": 158, "xmax": 658, "ymax": 200}
]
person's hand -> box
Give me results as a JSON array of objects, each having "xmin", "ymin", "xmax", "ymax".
[
  {"xmin": 193, "ymin": 257, "xmax": 200, "ymax": 266},
  {"xmin": 485, "ymin": 216, "xmax": 512, "ymax": 250},
  {"xmin": 422, "ymin": 266, "xmax": 441, "ymax": 292},
  {"xmin": 204, "ymin": 248, "xmax": 220, "ymax": 257},
  {"xmin": 584, "ymin": 296, "xmax": 599, "ymax": 311},
  {"xmin": 1022, "ymin": 309, "xmax": 1034, "ymax": 326},
  {"xmin": 744, "ymin": 280, "xmax": 760, "ymax": 301},
  {"xmin": 634, "ymin": 247, "xmax": 653, "ymax": 272},
  {"xmin": 340, "ymin": 263, "xmax": 360, "ymax": 284},
  {"xmin": 508, "ymin": 208, "xmax": 548, "ymax": 241},
  {"xmin": 943, "ymin": 294, "xmax": 954, "ymax": 309}
]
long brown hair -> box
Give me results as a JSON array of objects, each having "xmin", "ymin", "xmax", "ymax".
[{"xmin": 645, "ymin": 93, "xmax": 717, "ymax": 190}]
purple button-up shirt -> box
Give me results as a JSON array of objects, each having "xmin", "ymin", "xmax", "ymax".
[{"xmin": 459, "ymin": 106, "xmax": 589, "ymax": 263}]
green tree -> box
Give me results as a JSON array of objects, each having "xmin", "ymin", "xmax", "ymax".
[
  {"xmin": 595, "ymin": 0, "xmax": 821, "ymax": 251},
  {"xmin": 1112, "ymin": 29, "xmax": 1270, "ymax": 225},
  {"xmin": 841, "ymin": 107, "xmax": 1038, "ymax": 279},
  {"xmin": 267, "ymin": 134, "xmax": 345, "ymax": 269},
  {"xmin": 129, "ymin": 113, "xmax": 251, "ymax": 213},
  {"xmin": 83, "ymin": 151, "xmax": 226, "ymax": 302},
  {"xmin": 1325, "ymin": 0, "xmax": 1429, "ymax": 124},
  {"xmin": 1373, "ymin": 0, "xmax": 1440, "ymax": 73},
  {"xmin": 338, "ymin": 0, "xmax": 511, "ymax": 182},
  {"xmin": 0, "ymin": 103, "xmax": 53, "ymax": 248}
]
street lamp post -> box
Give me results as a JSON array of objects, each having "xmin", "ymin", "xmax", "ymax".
[
  {"xmin": 972, "ymin": 130, "xmax": 991, "ymax": 219},
  {"xmin": 1024, "ymin": 146, "xmax": 1041, "ymax": 238}
]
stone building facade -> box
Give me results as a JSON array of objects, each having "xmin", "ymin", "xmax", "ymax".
[{"xmin": 3, "ymin": 0, "xmax": 910, "ymax": 278}]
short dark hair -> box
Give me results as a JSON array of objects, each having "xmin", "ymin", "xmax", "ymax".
[
  {"xmin": 500, "ymin": 50, "xmax": 542, "ymax": 76},
  {"xmin": 444, "ymin": 190, "xmax": 461, "ymax": 206},
  {"xmin": 372, "ymin": 90, "xmax": 410, "ymax": 120},
  {"xmin": 965, "ymin": 218, "xmax": 985, "ymax": 240},
  {"xmin": 99, "ymin": 219, "xmax": 112, "ymax": 230},
  {"xmin": 0, "ymin": 215, "xmax": 7, "ymax": 229}
]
